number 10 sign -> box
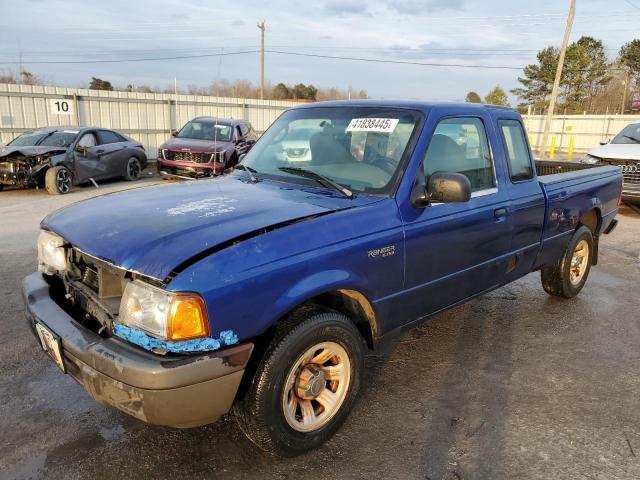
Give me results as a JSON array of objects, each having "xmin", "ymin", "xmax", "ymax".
[{"xmin": 50, "ymin": 99, "xmax": 74, "ymax": 116}]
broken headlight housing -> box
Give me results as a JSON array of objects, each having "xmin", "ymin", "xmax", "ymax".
[
  {"xmin": 37, "ymin": 230, "xmax": 67, "ymax": 274},
  {"xmin": 117, "ymin": 280, "xmax": 210, "ymax": 341},
  {"xmin": 580, "ymin": 154, "xmax": 601, "ymax": 165}
]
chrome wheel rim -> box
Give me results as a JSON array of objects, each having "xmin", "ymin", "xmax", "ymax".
[
  {"xmin": 570, "ymin": 239, "xmax": 589, "ymax": 285},
  {"xmin": 128, "ymin": 158, "xmax": 140, "ymax": 179},
  {"xmin": 56, "ymin": 169, "xmax": 71, "ymax": 193},
  {"xmin": 282, "ymin": 341, "xmax": 351, "ymax": 433}
]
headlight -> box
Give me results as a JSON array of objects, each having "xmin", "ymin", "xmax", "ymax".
[
  {"xmin": 160, "ymin": 148, "xmax": 167, "ymax": 160},
  {"xmin": 580, "ymin": 154, "xmax": 600, "ymax": 165},
  {"xmin": 37, "ymin": 230, "xmax": 67, "ymax": 274},
  {"xmin": 118, "ymin": 280, "xmax": 209, "ymax": 341}
]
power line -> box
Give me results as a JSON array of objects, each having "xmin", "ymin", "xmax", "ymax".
[
  {"xmin": 0, "ymin": 50, "xmax": 259, "ymax": 65},
  {"xmin": 622, "ymin": 0, "xmax": 640, "ymax": 10}
]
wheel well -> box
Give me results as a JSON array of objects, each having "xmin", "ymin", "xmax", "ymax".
[
  {"xmin": 311, "ymin": 289, "xmax": 378, "ymax": 350},
  {"xmin": 578, "ymin": 208, "xmax": 601, "ymax": 265},
  {"xmin": 578, "ymin": 208, "xmax": 600, "ymax": 235}
]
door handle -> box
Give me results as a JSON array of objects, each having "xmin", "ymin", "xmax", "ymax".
[
  {"xmin": 96, "ymin": 149, "xmax": 105, "ymax": 154},
  {"xmin": 494, "ymin": 207, "xmax": 508, "ymax": 218}
]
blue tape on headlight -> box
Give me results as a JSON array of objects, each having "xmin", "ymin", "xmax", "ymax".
[{"xmin": 113, "ymin": 324, "xmax": 238, "ymax": 353}]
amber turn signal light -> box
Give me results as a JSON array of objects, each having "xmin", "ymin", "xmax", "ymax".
[{"xmin": 167, "ymin": 294, "xmax": 209, "ymax": 341}]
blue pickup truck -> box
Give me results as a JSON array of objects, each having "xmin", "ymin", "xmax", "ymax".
[{"xmin": 23, "ymin": 101, "xmax": 622, "ymax": 456}]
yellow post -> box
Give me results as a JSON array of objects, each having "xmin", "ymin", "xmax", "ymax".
[
  {"xmin": 568, "ymin": 136, "xmax": 575, "ymax": 161},
  {"xmin": 529, "ymin": 134, "xmax": 533, "ymax": 146},
  {"xmin": 550, "ymin": 136, "xmax": 556, "ymax": 160}
]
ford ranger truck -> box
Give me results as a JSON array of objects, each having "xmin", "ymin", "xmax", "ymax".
[{"xmin": 23, "ymin": 102, "xmax": 622, "ymax": 456}]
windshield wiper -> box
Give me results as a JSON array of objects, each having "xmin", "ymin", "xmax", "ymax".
[
  {"xmin": 278, "ymin": 167, "xmax": 353, "ymax": 198},
  {"xmin": 235, "ymin": 164, "xmax": 259, "ymax": 183},
  {"xmin": 622, "ymin": 135, "xmax": 640, "ymax": 144}
]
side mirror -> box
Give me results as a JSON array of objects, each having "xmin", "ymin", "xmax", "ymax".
[
  {"xmin": 75, "ymin": 144, "xmax": 86, "ymax": 155},
  {"xmin": 599, "ymin": 139, "xmax": 609, "ymax": 146},
  {"xmin": 411, "ymin": 171, "xmax": 471, "ymax": 207},
  {"xmin": 170, "ymin": 129, "xmax": 178, "ymax": 137},
  {"xmin": 427, "ymin": 172, "xmax": 471, "ymax": 203}
]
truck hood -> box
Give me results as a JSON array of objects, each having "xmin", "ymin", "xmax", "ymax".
[
  {"xmin": 0, "ymin": 145, "xmax": 68, "ymax": 159},
  {"xmin": 587, "ymin": 143, "xmax": 640, "ymax": 161},
  {"xmin": 43, "ymin": 175, "xmax": 380, "ymax": 281}
]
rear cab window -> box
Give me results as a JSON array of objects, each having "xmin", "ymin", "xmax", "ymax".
[
  {"xmin": 423, "ymin": 117, "xmax": 495, "ymax": 193},
  {"xmin": 499, "ymin": 119, "xmax": 534, "ymax": 182}
]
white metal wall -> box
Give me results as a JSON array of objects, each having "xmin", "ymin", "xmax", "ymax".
[
  {"xmin": 1, "ymin": 83, "xmax": 638, "ymax": 158},
  {"xmin": 522, "ymin": 114, "xmax": 640, "ymax": 154},
  {"xmin": 0, "ymin": 83, "xmax": 299, "ymax": 158}
]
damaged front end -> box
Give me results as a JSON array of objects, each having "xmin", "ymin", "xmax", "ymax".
[
  {"xmin": 44, "ymin": 241, "xmax": 237, "ymax": 356},
  {"xmin": 0, "ymin": 148, "xmax": 65, "ymax": 188}
]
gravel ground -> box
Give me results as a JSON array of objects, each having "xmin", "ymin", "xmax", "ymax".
[{"xmin": 1, "ymin": 177, "xmax": 639, "ymax": 480}]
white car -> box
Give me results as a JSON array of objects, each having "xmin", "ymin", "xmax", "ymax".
[{"xmin": 582, "ymin": 120, "xmax": 640, "ymax": 203}]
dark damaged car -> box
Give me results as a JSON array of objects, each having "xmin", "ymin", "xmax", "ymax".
[
  {"xmin": 0, "ymin": 127, "xmax": 147, "ymax": 194},
  {"xmin": 157, "ymin": 117, "xmax": 257, "ymax": 178}
]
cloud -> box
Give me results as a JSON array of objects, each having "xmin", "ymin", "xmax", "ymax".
[
  {"xmin": 387, "ymin": 0, "xmax": 465, "ymax": 13},
  {"xmin": 323, "ymin": 0, "xmax": 369, "ymax": 15}
]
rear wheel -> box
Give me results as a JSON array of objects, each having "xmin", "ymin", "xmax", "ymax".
[
  {"xmin": 541, "ymin": 225, "xmax": 593, "ymax": 298},
  {"xmin": 45, "ymin": 166, "xmax": 72, "ymax": 195},
  {"xmin": 124, "ymin": 157, "xmax": 141, "ymax": 181},
  {"xmin": 234, "ymin": 311, "xmax": 364, "ymax": 457}
]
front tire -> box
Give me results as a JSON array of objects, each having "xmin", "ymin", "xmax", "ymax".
[
  {"xmin": 541, "ymin": 225, "xmax": 593, "ymax": 298},
  {"xmin": 124, "ymin": 157, "xmax": 142, "ymax": 181},
  {"xmin": 234, "ymin": 311, "xmax": 364, "ymax": 457},
  {"xmin": 45, "ymin": 166, "xmax": 72, "ymax": 195}
]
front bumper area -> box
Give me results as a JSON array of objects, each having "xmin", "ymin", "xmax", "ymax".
[
  {"xmin": 157, "ymin": 159, "xmax": 225, "ymax": 178},
  {"xmin": 22, "ymin": 272, "xmax": 253, "ymax": 428}
]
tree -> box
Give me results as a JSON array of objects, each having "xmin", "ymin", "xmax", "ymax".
[
  {"xmin": 561, "ymin": 37, "xmax": 610, "ymax": 112},
  {"xmin": 465, "ymin": 91, "xmax": 482, "ymax": 103},
  {"xmin": 89, "ymin": 77, "xmax": 113, "ymax": 91},
  {"xmin": 0, "ymin": 69, "xmax": 44, "ymax": 85},
  {"xmin": 484, "ymin": 85, "xmax": 509, "ymax": 106},
  {"xmin": 512, "ymin": 37, "xmax": 612, "ymax": 113},
  {"xmin": 272, "ymin": 82, "xmax": 290, "ymax": 99},
  {"xmin": 620, "ymin": 39, "xmax": 640, "ymax": 85},
  {"xmin": 511, "ymin": 46, "xmax": 559, "ymax": 110}
]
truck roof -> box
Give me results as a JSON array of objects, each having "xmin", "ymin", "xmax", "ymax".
[{"xmin": 293, "ymin": 99, "xmax": 518, "ymax": 114}]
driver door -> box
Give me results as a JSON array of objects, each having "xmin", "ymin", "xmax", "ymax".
[
  {"xmin": 399, "ymin": 115, "xmax": 512, "ymax": 322},
  {"xmin": 73, "ymin": 131, "xmax": 103, "ymax": 183}
]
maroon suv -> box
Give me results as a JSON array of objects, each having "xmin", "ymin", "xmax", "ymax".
[{"xmin": 157, "ymin": 117, "xmax": 257, "ymax": 178}]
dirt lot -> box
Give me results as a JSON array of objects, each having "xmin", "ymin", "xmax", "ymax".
[{"xmin": 1, "ymin": 178, "xmax": 639, "ymax": 480}]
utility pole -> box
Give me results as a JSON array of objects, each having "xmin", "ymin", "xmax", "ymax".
[
  {"xmin": 539, "ymin": 0, "xmax": 575, "ymax": 159},
  {"xmin": 257, "ymin": 21, "xmax": 266, "ymax": 100},
  {"xmin": 621, "ymin": 69, "xmax": 630, "ymax": 115}
]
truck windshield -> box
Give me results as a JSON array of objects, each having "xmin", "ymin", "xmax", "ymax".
[
  {"xmin": 177, "ymin": 121, "xmax": 233, "ymax": 142},
  {"xmin": 240, "ymin": 106, "xmax": 422, "ymax": 195},
  {"xmin": 611, "ymin": 123, "xmax": 640, "ymax": 144}
]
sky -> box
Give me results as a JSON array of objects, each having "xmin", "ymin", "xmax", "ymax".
[{"xmin": 0, "ymin": 0, "xmax": 639, "ymax": 103}]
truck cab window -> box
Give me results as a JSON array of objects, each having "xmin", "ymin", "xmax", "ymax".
[
  {"xmin": 423, "ymin": 117, "xmax": 494, "ymax": 192},
  {"xmin": 499, "ymin": 120, "xmax": 533, "ymax": 181}
]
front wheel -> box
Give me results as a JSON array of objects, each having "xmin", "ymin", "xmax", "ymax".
[
  {"xmin": 541, "ymin": 225, "xmax": 593, "ymax": 298},
  {"xmin": 124, "ymin": 157, "xmax": 142, "ymax": 181},
  {"xmin": 234, "ymin": 311, "xmax": 364, "ymax": 457},
  {"xmin": 45, "ymin": 166, "xmax": 72, "ymax": 195}
]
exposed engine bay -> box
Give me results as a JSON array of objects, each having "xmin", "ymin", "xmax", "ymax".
[{"xmin": 0, "ymin": 147, "xmax": 66, "ymax": 188}]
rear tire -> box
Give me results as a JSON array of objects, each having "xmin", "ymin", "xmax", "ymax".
[
  {"xmin": 234, "ymin": 311, "xmax": 364, "ymax": 457},
  {"xmin": 541, "ymin": 225, "xmax": 593, "ymax": 298},
  {"xmin": 45, "ymin": 166, "xmax": 72, "ymax": 195},
  {"xmin": 124, "ymin": 157, "xmax": 141, "ymax": 181}
]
